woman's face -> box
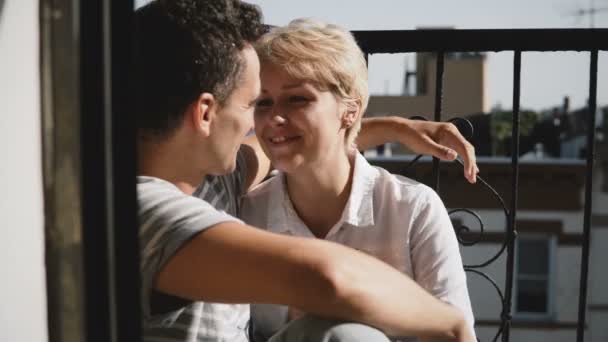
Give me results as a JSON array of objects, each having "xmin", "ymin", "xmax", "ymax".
[{"xmin": 255, "ymin": 62, "xmax": 348, "ymax": 173}]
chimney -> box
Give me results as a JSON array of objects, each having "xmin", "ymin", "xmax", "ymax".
[{"xmin": 563, "ymin": 96, "xmax": 570, "ymax": 114}]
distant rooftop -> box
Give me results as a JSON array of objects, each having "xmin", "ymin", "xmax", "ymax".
[{"xmin": 367, "ymin": 155, "xmax": 587, "ymax": 166}]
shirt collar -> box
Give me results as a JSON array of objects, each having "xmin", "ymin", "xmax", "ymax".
[
  {"xmin": 342, "ymin": 152, "xmax": 378, "ymax": 228},
  {"xmin": 266, "ymin": 172, "xmax": 314, "ymax": 237},
  {"xmin": 266, "ymin": 152, "xmax": 379, "ymax": 235}
]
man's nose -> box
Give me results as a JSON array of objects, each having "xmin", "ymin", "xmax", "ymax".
[{"xmin": 270, "ymin": 113, "xmax": 287, "ymax": 126}]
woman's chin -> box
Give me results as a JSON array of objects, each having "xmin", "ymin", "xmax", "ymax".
[{"xmin": 271, "ymin": 157, "xmax": 304, "ymax": 174}]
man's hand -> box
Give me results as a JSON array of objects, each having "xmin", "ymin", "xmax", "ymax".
[
  {"xmin": 419, "ymin": 312, "xmax": 476, "ymax": 342},
  {"xmin": 288, "ymin": 306, "xmax": 305, "ymax": 321},
  {"xmin": 241, "ymin": 115, "xmax": 480, "ymax": 194},
  {"xmin": 357, "ymin": 117, "xmax": 479, "ymax": 183},
  {"xmin": 404, "ymin": 118, "xmax": 478, "ymax": 184},
  {"xmin": 455, "ymin": 323, "xmax": 477, "ymax": 342},
  {"xmin": 450, "ymin": 316, "xmax": 476, "ymax": 342}
]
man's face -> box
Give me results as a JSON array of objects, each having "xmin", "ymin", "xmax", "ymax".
[{"xmin": 207, "ymin": 45, "xmax": 260, "ymax": 175}]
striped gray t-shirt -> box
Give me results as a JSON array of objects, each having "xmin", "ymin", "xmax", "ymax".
[{"xmin": 138, "ymin": 150, "xmax": 250, "ymax": 342}]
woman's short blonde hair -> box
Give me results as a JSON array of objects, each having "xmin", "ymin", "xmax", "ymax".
[{"xmin": 256, "ymin": 18, "xmax": 369, "ymax": 149}]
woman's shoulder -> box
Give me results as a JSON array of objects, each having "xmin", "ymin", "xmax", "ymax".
[
  {"xmin": 243, "ymin": 172, "xmax": 283, "ymax": 199},
  {"xmin": 239, "ymin": 173, "xmax": 285, "ymax": 225},
  {"xmin": 370, "ymin": 167, "xmax": 449, "ymax": 227},
  {"xmin": 372, "ymin": 166, "xmax": 437, "ymax": 202}
]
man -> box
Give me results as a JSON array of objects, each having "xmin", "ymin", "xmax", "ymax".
[{"xmin": 134, "ymin": 1, "xmax": 478, "ymax": 341}]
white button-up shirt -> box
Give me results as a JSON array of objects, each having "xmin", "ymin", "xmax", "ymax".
[{"xmin": 240, "ymin": 153, "xmax": 475, "ymax": 340}]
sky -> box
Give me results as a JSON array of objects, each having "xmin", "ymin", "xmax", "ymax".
[
  {"xmin": 246, "ymin": 0, "xmax": 608, "ymax": 112},
  {"xmin": 135, "ymin": 0, "xmax": 608, "ymax": 111}
]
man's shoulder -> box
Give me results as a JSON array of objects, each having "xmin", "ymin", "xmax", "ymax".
[
  {"xmin": 137, "ymin": 176, "xmax": 241, "ymax": 260},
  {"xmin": 138, "ymin": 176, "xmax": 193, "ymax": 203},
  {"xmin": 137, "ymin": 175, "xmax": 174, "ymax": 190},
  {"xmin": 137, "ymin": 176, "xmax": 183, "ymax": 203},
  {"xmin": 137, "ymin": 176, "xmax": 233, "ymax": 222}
]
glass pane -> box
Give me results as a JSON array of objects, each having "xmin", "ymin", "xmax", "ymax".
[
  {"xmin": 517, "ymin": 239, "xmax": 549, "ymax": 275},
  {"xmin": 516, "ymin": 279, "xmax": 548, "ymax": 313}
]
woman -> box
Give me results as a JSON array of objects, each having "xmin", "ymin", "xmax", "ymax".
[{"xmin": 241, "ymin": 19, "xmax": 475, "ymax": 341}]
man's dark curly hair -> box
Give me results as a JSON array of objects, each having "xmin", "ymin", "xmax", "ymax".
[{"xmin": 134, "ymin": 0, "xmax": 265, "ymax": 140}]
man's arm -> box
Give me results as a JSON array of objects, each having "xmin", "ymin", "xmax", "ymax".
[
  {"xmin": 240, "ymin": 117, "xmax": 479, "ymax": 192},
  {"xmin": 156, "ymin": 221, "xmax": 474, "ymax": 341},
  {"xmin": 356, "ymin": 117, "xmax": 478, "ymax": 184}
]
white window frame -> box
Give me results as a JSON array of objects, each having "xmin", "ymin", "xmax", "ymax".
[{"xmin": 512, "ymin": 233, "xmax": 557, "ymax": 320}]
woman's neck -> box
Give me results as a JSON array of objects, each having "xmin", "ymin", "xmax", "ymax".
[{"xmin": 285, "ymin": 150, "xmax": 354, "ymax": 238}]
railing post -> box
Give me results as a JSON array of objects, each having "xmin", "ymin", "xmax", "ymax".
[
  {"xmin": 432, "ymin": 52, "xmax": 445, "ymax": 191},
  {"xmin": 576, "ymin": 49, "xmax": 598, "ymax": 342},
  {"xmin": 350, "ymin": 29, "xmax": 608, "ymax": 342},
  {"xmin": 502, "ymin": 50, "xmax": 521, "ymax": 342}
]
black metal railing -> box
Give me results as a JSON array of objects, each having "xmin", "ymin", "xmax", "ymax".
[{"xmin": 353, "ymin": 28, "xmax": 608, "ymax": 342}]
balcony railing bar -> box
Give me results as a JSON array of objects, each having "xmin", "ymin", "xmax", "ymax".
[
  {"xmin": 577, "ymin": 49, "xmax": 599, "ymax": 342},
  {"xmin": 503, "ymin": 50, "xmax": 522, "ymax": 342},
  {"xmin": 353, "ymin": 28, "xmax": 608, "ymax": 53},
  {"xmin": 355, "ymin": 29, "xmax": 606, "ymax": 342},
  {"xmin": 432, "ymin": 52, "xmax": 445, "ymax": 191}
]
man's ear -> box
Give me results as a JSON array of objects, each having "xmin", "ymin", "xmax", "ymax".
[{"xmin": 189, "ymin": 92, "xmax": 216, "ymax": 137}]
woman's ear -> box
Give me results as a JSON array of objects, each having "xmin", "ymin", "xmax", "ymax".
[
  {"xmin": 341, "ymin": 100, "xmax": 361, "ymax": 129},
  {"xmin": 189, "ymin": 93, "xmax": 216, "ymax": 137}
]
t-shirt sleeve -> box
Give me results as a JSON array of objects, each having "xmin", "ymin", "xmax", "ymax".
[
  {"xmin": 212, "ymin": 147, "xmax": 249, "ymax": 200},
  {"xmin": 138, "ymin": 183, "xmax": 241, "ymax": 317},
  {"xmin": 194, "ymin": 147, "xmax": 250, "ymax": 216},
  {"xmin": 409, "ymin": 187, "xmax": 476, "ymax": 335}
]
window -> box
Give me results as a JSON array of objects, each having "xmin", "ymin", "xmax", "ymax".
[{"xmin": 514, "ymin": 234, "xmax": 555, "ymax": 319}]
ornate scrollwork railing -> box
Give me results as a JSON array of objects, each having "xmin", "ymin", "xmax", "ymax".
[{"xmin": 402, "ymin": 116, "xmax": 515, "ymax": 342}]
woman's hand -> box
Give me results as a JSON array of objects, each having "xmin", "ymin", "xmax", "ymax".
[{"xmin": 358, "ymin": 117, "xmax": 479, "ymax": 183}]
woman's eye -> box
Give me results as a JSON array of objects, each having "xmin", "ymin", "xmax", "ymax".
[{"xmin": 288, "ymin": 96, "xmax": 308, "ymax": 103}]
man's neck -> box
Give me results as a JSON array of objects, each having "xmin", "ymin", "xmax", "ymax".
[
  {"xmin": 138, "ymin": 140, "xmax": 205, "ymax": 195},
  {"xmin": 285, "ymin": 150, "xmax": 354, "ymax": 238}
]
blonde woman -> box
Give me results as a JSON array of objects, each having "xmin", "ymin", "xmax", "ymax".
[{"xmin": 241, "ymin": 19, "xmax": 476, "ymax": 341}]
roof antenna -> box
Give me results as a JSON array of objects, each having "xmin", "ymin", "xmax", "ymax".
[{"xmin": 564, "ymin": 0, "xmax": 608, "ymax": 28}]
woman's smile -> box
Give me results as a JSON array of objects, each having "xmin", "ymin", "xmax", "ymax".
[{"xmin": 268, "ymin": 135, "xmax": 301, "ymax": 145}]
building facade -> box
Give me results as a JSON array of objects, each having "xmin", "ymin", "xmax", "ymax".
[
  {"xmin": 366, "ymin": 52, "xmax": 489, "ymax": 121},
  {"xmin": 369, "ymin": 151, "xmax": 608, "ymax": 341}
]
